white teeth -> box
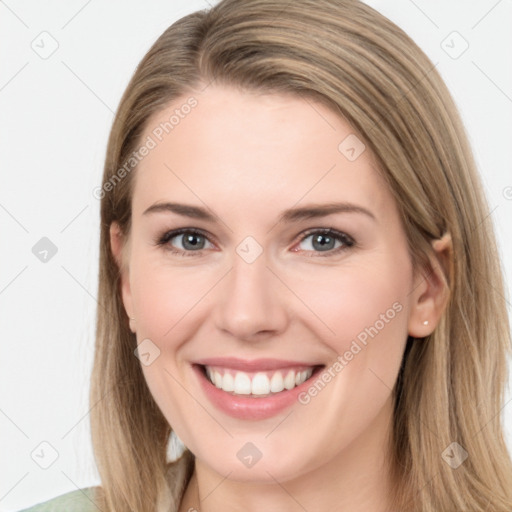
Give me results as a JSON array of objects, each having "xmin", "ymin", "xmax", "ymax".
[
  {"xmin": 270, "ymin": 371, "xmax": 284, "ymax": 392},
  {"xmin": 222, "ymin": 372, "xmax": 234, "ymax": 392},
  {"xmin": 284, "ymin": 370, "xmax": 296, "ymax": 390},
  {"xmin": 213, "ymin": 371, "xmax": 223, "ymax": 388},
  {"xmin": 205, "ymin": 366, "xmax": 315, "ymax": 396},
  {"xmin": 234, "ymin": 372, "xmax": 252, "ymax": 394},
  {"xmin": 251, "ymin": 372, "xmax": 270, "ymax": 395}
]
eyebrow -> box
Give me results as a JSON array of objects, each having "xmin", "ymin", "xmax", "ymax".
[{"xmin": 143, "ymin": 201, "xmax": 376, "ymax": 223}]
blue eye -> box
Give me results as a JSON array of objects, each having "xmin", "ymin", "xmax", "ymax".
[
  {"xmin": 294, "ymin": 229, "xmax": 355, "ymax": 256},
  {"xmin": 156, "ymin": 227, "xmax": 355, "ymax": 257},
  {"xmin": 157, "ymin": 228, "xmax": 214, "ymax": 257}
]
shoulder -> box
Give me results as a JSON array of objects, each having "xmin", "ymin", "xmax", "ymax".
[{"xmin": 17, "ymin": 487, "xmax": 100, "ymax": 512}]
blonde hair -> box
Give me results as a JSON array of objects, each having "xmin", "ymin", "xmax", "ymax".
[{"xmin": 90, "ymin": 0, "xmax": 512, "ymax": 510}]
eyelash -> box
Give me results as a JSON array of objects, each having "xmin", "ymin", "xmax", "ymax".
[{"xmin": 155, "ymin": 227, "xmax": 356, "ymax": 258}]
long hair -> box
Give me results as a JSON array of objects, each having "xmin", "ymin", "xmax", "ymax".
[{"xmin": 90, "ymin": 0, "xmax": 512, "ymax": 510}]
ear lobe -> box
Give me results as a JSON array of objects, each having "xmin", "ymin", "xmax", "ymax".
[
  {"xmin": 408, "ymin": 232, "xmax": 453, "ymax": 338},
  {"xmin": 110, "ymin": 222, "xmax": 135, "ymax": 331}
]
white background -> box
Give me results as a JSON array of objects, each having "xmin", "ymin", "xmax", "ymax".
[{"xmin": 1, "ymin": 0, "xmax": 511, "ymax": 510}]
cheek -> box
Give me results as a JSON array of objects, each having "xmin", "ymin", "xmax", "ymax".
[
  {"xmin": 286, "ymin": 256, "xmax": 411, "ymax": 454},
  {"xmin": 128, "ymin": 257, "xmax": 212, "ymax": 437},
  {"xmin": 129, "ymin": 254, "xmax": 214, "ymax": 343},
  {"xmin": 289, "ymin": 255, "xmax": 411, "ymax": 355}
]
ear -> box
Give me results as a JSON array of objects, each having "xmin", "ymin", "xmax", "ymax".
[
  {"xmin": 408, "ymin": 232, "xmax": 453, "ymax": 338},
  {"xmin": 110, "ymin": 222, "xmax": 135, "ymax": 332}
]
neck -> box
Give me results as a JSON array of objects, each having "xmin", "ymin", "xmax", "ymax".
[{"xmin": 179, "ymin": 397, "xmax": 398, "ymax": 512}]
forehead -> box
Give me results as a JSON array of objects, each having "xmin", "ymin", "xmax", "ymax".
[{"xmin": 131, "ymin": 85, "xmax": 391, "ymax": 223}]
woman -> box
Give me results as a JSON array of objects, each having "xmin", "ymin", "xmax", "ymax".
[{"xmin": 20, "ymin": 0, "xmax": 512, "ymax": 510}]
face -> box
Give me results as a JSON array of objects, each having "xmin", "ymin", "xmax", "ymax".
[{"xmin": 111, "ymin": 84, "xmax": 435, "ymax": 484}]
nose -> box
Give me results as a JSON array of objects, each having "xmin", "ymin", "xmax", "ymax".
[{"xmin": 213, "ymin": 250, "xmax": 289, "ymax": 341}]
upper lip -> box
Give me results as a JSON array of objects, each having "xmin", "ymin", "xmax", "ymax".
[{"xmin": 193, "ymin": 357, "xmax": 323, "ymax": 372}]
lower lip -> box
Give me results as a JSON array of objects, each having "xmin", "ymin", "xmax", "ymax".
[{"xmin": 192, "ymin": 364, "xmax": 321, "ymax": 421}]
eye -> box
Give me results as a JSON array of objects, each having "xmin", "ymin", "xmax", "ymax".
[
  {"xmin": 293, "ymin": 228, "xmax": 355, "ymax": 257},
  {"xmin": 155, "ymin": 227, "xmax": 355, "ymax": 258},
  {"xmin": 156, "ymin": 228, "xmax": 214, "ymax": 257}
]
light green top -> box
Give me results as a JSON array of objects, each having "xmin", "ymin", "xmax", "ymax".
[
  {"xmin": 18, "ymin": 487, "xmax": 99, "ymax": 512},
  {"xmin": 18, "ymin": 452, "xmax": 194, "ymax": 511}
]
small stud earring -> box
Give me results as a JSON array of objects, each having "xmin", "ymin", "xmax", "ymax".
[{"xmin": 423, "ymin": 320, "xmax": 429, "ymax": 326}]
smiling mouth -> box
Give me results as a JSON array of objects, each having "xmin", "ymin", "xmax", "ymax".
[{"xmin": 198, "ymin": 364, "xmax": 324, "ymax": 397}]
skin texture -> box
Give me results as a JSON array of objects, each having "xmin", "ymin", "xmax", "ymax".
[{"xmin": 110, "ymin": 84, "xmax": 451, "ymax": 512}]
